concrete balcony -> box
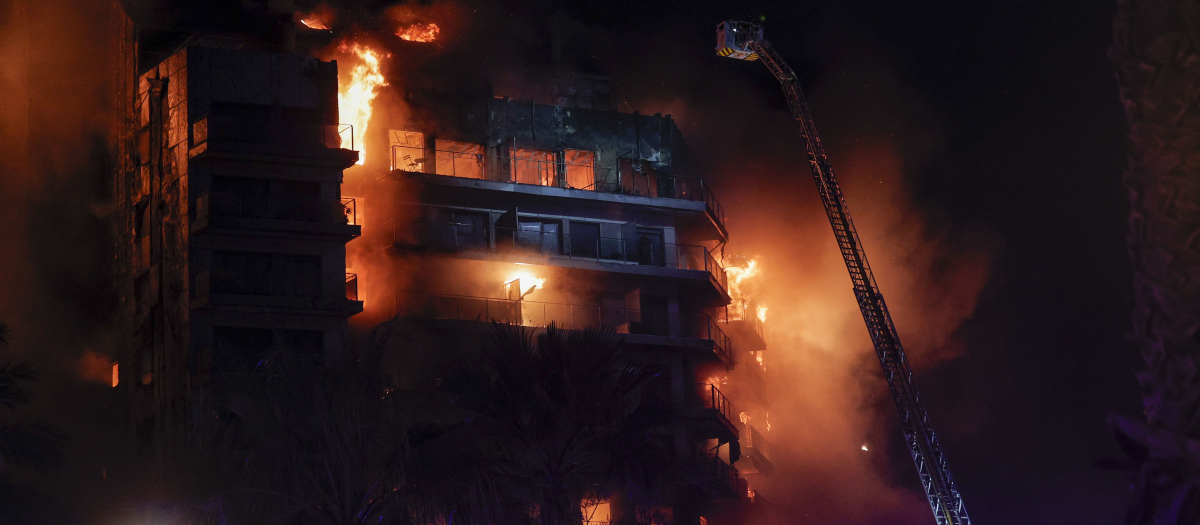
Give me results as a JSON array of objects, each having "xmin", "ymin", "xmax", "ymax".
[
  {"xmin": 189, "ymin": 118, "xmax": 359, "ymax": 169},
  {"xmin": 717, "ymin": 299, "xmax": 765, "ymax": 351},
  {"xmin": 396, "ymin": 222, "xmax": 729, "ymax": 304},
  {"xmin": 698, "ymin": 454, "xmax": 741, "ymax": 500},
  {"xmin": 388, "ymin": 291, "xmax": 735, "ymax": 367},
  {"xmin": 685, "ymin": 383, "xmax": 741, "ymax": 443},
  {"xmin": 190, "ymin": 269, "xmax": 363, "ymax": 316},
  {"xmin": 737, "ymin": 424, "xmax": 774, "ymax": 477},
  {"xmin": 395, "ymin": 151, "xmax": 727, "ymax": 242},
  {"xmin": 192, "ymin": 191, "xmax": 361, "ymax": 239}
]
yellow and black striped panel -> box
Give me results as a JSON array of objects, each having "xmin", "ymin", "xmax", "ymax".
[
  {"xmin": 717, "ymin": 47, "xmax": 734, "ymax": 57},
  {"xmin": 746, "ymin": 53, "xmax": 759, "ymax": 61}
]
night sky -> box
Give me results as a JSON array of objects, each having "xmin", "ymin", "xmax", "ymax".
[
  {"xmin": 539, "ymin": 0, "xmax": 1139, "ymax": 522},
  {"xmin": 0, "ymin": 1, "xmax": 1140, "ymax": 523}
]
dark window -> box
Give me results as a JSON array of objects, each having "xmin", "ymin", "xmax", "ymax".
[
  {"xmin": 212, "ymin": 326, "xmax": 274, "ymax": 372},
  {"xmin": 212, "ymin": 251, "xmax": 272, "ymax": 295},
  {"xmin": 283, "ymin": 330, "xmax": 325, "ymax": 365},
  {"xmin": 211, "ymin": 177, "xmax": 270, "ymax": 218},
  {"xmin": 518, "ymin": 220, "xmax": 561, "ymax": 255},
  {"xmin": 274, "ymin": 254, "xmax": 321, "ymax": 298},
  {"xmin": 271, "ymin": 179, "xmax": 321, "ymax": 221},
  {"xmin": 211, "ymin": 252, "xmax": 321, "ymax": 297},
  {"xmin": 635, "ymin": 228, "xmax": 666, "ymax": 266},
  {"xmin": 210, "ymin": 103, "xmax": 271, "ymax": 143},
  {"xmin": 633, "ymin": 295, "xmax": 670, "ymax": 336},
  {"xmin": 569, "ymin": 221, "xmax": 601, "ymax": 259},
  {"xmin": 440, "ymin": 211, "xmax": 488, "ymax": 251}
]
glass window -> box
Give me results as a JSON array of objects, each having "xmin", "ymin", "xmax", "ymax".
[
  {"xmin": 435, "ymin": 140, "xmax": 485, "ymax": 179},
  {"xmin": 569, "ymin": 221, "xmax": 601, "ymax": 259},
  {"xmin": 390, "ymin": 130, "xmax": 426, "ymax": 172},
  {"xmin": 513, "ymin": 148, "xmax": 556, "ymax": 186},
  {"xmin": 518, "ymin": 220, "xmax": 561, "ymax": 255},
  {"xmin": 564, "ymin": 149, "xmax": 596, "ymax": 190},
  {"xmin": 441, "ymin": 211, "xmax": 488, "ymax": 250}
]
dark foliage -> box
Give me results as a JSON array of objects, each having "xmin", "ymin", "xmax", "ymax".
[{"xmin": 439, "ymin": 323, "xmax": 683, "ymax": 525}]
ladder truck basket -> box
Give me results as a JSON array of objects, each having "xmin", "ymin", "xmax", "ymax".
[{"xmin": 715, "ymin": 21, "xmax": 762, "ymax": 60}]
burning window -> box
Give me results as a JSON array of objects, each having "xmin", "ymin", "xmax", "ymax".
[
  {"xmin": 564, "ymin": 149, "xmax": 596, "ymax": 189},
  {"xmin": 619, "ymin": 159, "xmax": 658, "ymax": 197},
  {"xmin": 435, "ymin": 140, "xmax": 485, "ymax": 179},
  {"xmin": 513, "ymin": 148, "xmax": 556, "ymax": 186},
  {"xmin": 390, "ymin": 130, "xmax": 426, "ymax": 172}
]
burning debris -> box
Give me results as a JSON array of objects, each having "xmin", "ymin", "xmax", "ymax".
[
  {"xmin": 297, "ymin": 4, "xmax": 335, "ymax": 30},
  {"xmin": 396, "ymin": 22, "xmax": 440, "ymax": 42}
]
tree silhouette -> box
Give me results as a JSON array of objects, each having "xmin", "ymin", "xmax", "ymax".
[{"xmin": 0, "ymin": 321, "xmax": 68, "ymax": 525}]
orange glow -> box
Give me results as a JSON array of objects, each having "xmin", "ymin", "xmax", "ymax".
[
  {"xmin": 739, "ymin": 411, "xmax": 750, "ymax": 424},
  {"xmin": 724, "ymin": 256, "xmax": 766, "ymax": 323},
  {"xmin": 76, "ymin": 348, "xmax": 114, "ymax": 384},
  {"xmin": 505, "ymin": 271, "xmax": 546, "ymax": 298},
  {"xmin": 705, "ymin": 375, "xmax": 728, "ymax": 386},
  {"xmin": 111, "ymin": 363, "xmax": 118, "ymax": 387},
  {"xmin": 338, "ymin": 43, "xmax": 388, "ymax": 165},
  {"xmin": 297, "ymin": 4, "xmax": 335, "ymax": 30},
  {"xmin": 396, "ymin": 22, "xmax": 440, "ymax": 42}
]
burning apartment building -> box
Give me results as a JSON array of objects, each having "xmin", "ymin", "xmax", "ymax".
[{"xmin": 110, "ymin": 2, "xmax": 774, "ymax": 522}]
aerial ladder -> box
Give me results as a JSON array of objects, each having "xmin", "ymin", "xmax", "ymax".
[{"xmin": 715, "ymin": 21, "xmax": 972, "ymax": 525}]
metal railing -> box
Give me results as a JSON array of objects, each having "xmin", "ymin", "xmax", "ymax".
[
  {"xmin": 341, "ymin": 197, "xmax": 358, "ymax": 226},
  {"xmin": 196, "ymin": 191, "xmax": 355, "ymax": 224},
  {"xmin": 399, "ymin": 222, "xmax": 728, "ymax": 292},
  {"xmin": 701, "ymin": 454, "xmax": 740, "ymax": 494},
  {"xmin": 345, "ymin": 273, "xmax": 359, "ymax": 301},
  {"xmin": 390, "ymin": 147, "xmax": 726, "ymax": 231},
  {"xmin": 391, "ymin": 291, "xmax": 734, "ymax": 361},
  {"xmin": 696, "ymin": 383, "xmax": 738, "ymax": 431},
  {"xmin": 718, "ymin": 299, "xmax": 764, "ymax": 340},
  {"xmin": 741, "ymin": 424, "xmax": 771, "ymax": 461}
]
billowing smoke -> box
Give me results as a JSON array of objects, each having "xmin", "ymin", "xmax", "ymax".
[
  {"xmin": 287, "ymin": 3, "xmax": 1000, "ymax": 522},
  {"xmin": 581, "ymin": 14, "xmax": 997, "ymax": 525}
]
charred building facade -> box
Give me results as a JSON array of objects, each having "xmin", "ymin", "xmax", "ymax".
[
  {"xmin": 364, "ymin": 78, "xmax": 775, "ymax": 521},
  {"xmin": 113, "ymin": 44, "xmax": 362, "ymax": 458},
  {"xmin": 113, "ymin": 14, "xmax": 773, "ymax": 523}
]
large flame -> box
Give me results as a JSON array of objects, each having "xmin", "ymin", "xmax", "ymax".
[
  {"xmin": 396, "ymin": 23, "xmax": 440, "ymax": 42},
  {"xmin": 724, "ymin": 256, "xmax": 767, "ymax": 323},
  {"xmin": 297, "ymin": 4, "xmax": 335, "ymax": 30},
  {"xmin": 505, "ymin": 271, "xmax": 546, "ymax": 297},
  {"xmin": 338, "ymin": 43, "xmax": 387, "ymax": 165}
]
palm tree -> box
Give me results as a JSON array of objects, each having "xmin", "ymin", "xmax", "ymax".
[
  {"xmin": 1110, "ymin": 1, "xmax": 1200, "ymax": 523},
  {"xmin": 0, "ymin": 321, "xmax": 68, "ymax": 525},
  {"xmin": 192, "ymin": 322, "xmax": 434, "ymax": 525},
  {"xmin": 439, "ymin": 323, "xmax": 682, "ymax": 525}
]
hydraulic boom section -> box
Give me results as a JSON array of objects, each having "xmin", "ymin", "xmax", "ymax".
[{"xmin": 715, "ymin": 20, "xmax": 972, "ymax": 525}]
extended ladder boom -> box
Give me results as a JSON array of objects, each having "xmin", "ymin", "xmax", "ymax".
[{"xmin": 717, "ymin": 21, "xmax": 971, "ymax": 525}]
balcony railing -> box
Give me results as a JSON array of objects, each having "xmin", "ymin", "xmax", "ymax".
[
  {"xmin": 391, "ymin": 291, "xmax": 734, "ymax": 363},
  {"xmin": 718, "ymin": 299, "xmax": 764, "ymax": 340},
  {"xmin": 345, "ymin": 273, "xmax": 359, "ymax": 301},
  {"xmin": 742, "ymin": 424, "xmax": 771, "ymax": 460},
  {"xmin": 701, "ymin": 454, "xmax": 740, "ymax": 494},
  {"xmin": 196, "ymin": 191, "xmax": 357, "ymax": 225},
  {"xmin": 341, "ymin": 197, "xmax": 358, "ymax": 226},
  {"xmin": 399, "ymin": 222, "xmax": 728, "ymax": 293},
  {"xmin": 695, "ymin": 383, "xmax": 739, "ymax": 432},
  {"xmin": 392, "ymin": 147, "xmax": 726, "ymax": 233}
]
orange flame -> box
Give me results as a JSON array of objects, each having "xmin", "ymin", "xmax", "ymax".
[
  {"xmin": 338, "ymin": 43, "xmax": 388, "ymax": 165},
  {"xmin": 724, "ymin": 256, "xmax": 766, "ymax": 323},
  {"xmin": 396, "ymin": 22, "xmax": 440, "ymax": 42}
]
